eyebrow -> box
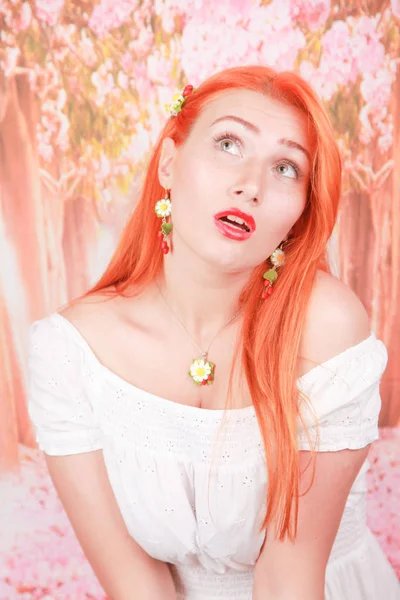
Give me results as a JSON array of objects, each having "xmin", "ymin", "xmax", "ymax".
[{"xmin": 210, "ymin": 115, "xmax": 311, "ymax": 162}]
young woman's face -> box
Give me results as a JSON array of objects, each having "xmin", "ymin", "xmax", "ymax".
[{"xmin": 159, "ymin": 88, "xmax": 312, "ymax": 272}]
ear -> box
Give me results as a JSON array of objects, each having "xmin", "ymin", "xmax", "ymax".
[{"xmin": 158, "ymin": 137, "xmax": 176, "ymax": 189}]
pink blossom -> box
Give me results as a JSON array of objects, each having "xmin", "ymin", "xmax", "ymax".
[
  {"xmin": 358, "ymin": 60, "xmax": 395, "ymax": 152},
  {"xmin": 360, "ymin": 67, "xmax": 395, "ymax": 112},
  {"xmin": 117, "ymin": 70, "xmax": 129, "ymax": 90},
  {"xmin": 367, "ymin": 429, "xmax": 400, "ymax": 573},
  {"xmin": 154, "ymin": 0, "xmax": 253, "ymax": 31},
  {"xmin": 131, "ymin": 62, "xmax": 153, "ymax": 101},
  {"xmin": 391, "ymin": 0, "xmax": 400, "ymax": 19},
  {"xmin": 358, "ymin": 105, "xmax": 374, "ymax": 145},
  {"xmin": 88, "ymin": 0, "xmax": 138, "ymax": 37},
  {"xmin": 130, "ymin": 26, "xmax": 154, "ymax": 59},
  {"xmin": 377, "ymin": 117, "xmax": 393, "ymax": 153},
  {"xmin": 0, "ymin": 447, "xmax": 107, "ymax": 598},
  {"xmin": 124, "ymin": 123, "xmax": 152, "ymax": 162},
  {"xmin": 123, "ymin": 101, "xmax": 140, "ymax": 124},
  {"xmin": 321, "ymin": 20, "xmax": 356, "ymax": 86},
  {"xmin": 1, "ymin": 431, "xmax": 398, "ymax": 598},
  {"xmin": 306, "ymin": 16, "xmax": 387, "ymax": 102},
  {"xmin": 34, "ymin": 0, "xmax": 64, "ymax": 27},
  {"xmin": 95, "ymin": 153, "xmax": 111, "ymax": 181},
  {"xmin": 2, "ymin": 46, "xmax": 20, "ymax": 78},
  {"xmin": 91, "ymin": 60, "xmax": 116, "ymax": 105},
  {"xmin": 349, "ymin": 16, "xmax": 385, "ymax": 76},
  {"xmin": 154, "ymin": 1, "xmax": 176, "ymax": 34},
  {"xmin": 55, "ymin": 113, "xmax": 70, "ymax": 151},
  {"xmin": 290, "ymin": 0, "xmax": 331, "ymax": 31},
  {"xmin": 79, "ymin": 33, "xmax": 98, "ymax": 68},
  {"xmin": 181, "ymin": 0, "xmax": 306, "ymax": 85},
  {"xmin": 15, "ymin": 2, "xmax": 32, "ymax": 31},
  {"xmin": 147, "ymin": 51, "xmax": 175, "ymax": 86},
  {"xmin": 121, "ymin": 52, "xmax": 134, "ymax": 74}
]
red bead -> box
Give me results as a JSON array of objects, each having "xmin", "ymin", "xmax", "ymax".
[
  {"xmin": 158, "ymin": 232, "xmax": 164, "ymax": 239},
  {"xmin": 182, "ymin": 84, "xmax": 194, "ymax": 97},
  {"xmin": 202, "ymin": 379, "xmax": 207, "ymax": 385},
  {"xmin": 261, "ymin": 287, "xmax": 273, "ymax": 299},
  {"xmin": 264, "ymin": 279, "xmax": 272, "ymax": 287}
]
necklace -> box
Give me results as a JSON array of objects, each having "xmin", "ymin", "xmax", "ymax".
[{"xmin": 155, "ymin": 281, "xmax": 242, "ymax": 386}]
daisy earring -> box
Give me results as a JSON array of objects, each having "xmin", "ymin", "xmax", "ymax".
[
  {"xmin": 261, "ymin": 242, "xmax": 286, "ymax": 299},
  {"xmin": 155, "ymin": 189, "xmax": 173, "ymax": 255}
]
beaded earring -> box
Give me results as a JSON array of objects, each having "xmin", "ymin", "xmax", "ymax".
[
  {"xmin": 261, "ymin": 243, "xmax": 286, "ymax": 299},
  {"xmin": 155, "ymin": 189, "xmax": 173, "ymax": 255}
]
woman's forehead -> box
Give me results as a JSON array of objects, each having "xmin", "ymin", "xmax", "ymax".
[{"xmin": 193, "ymin": 88, "xmax": 311, "ymax": 144}]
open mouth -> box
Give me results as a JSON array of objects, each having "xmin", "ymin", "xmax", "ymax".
[
  {"xmin": 218, "ymin": 214, "xmax": 251, "ymax": 233},
  {"xmin": 213, "ymin": 209, "xmax": 256, "ymax": 241}
]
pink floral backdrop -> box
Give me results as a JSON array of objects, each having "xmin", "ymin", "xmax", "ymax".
[{"xmin": 0, "ymin": 0, "xmax": 399, "ymax": 597}]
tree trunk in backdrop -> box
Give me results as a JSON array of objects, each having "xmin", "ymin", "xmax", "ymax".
[
  {"xmin": 0, "ymin": 73, "xmax": 68, "ymax": 463},
  {"xmin": 63, "ymin": 194, "xmax": 98, "ymax": 302},
  {"xmin": 380, "ymin": 61, "xmax": 400, "ymax": 426}
]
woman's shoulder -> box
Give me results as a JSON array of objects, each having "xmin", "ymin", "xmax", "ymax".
[
  {"xmin": 297, "ymin": 269, "xmax": 373, "ymax": 379},
  {"xmin": 58, "ymin": 285, "xmax": 118, "ymax": 324},
  {"xmin": 27, "ymin": 287, "xmax": 120, "ymax": 361}
]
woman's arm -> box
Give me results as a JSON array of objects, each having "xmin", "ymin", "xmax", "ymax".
[
  {"xmin": 45, "ymin": 449, "xmax": 177, "ymax": 600},
  {"xmin": 252, "ymin": 269, "xmax": 373, "ymax": 599},
  {"xmin": 252, "ymin": 445, "xmax": 370, "ymax": 600}
]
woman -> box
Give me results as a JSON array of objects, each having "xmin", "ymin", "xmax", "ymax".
[{"xmin": 27, "ymin": 66, "xmax": 400, "ymax": 600}]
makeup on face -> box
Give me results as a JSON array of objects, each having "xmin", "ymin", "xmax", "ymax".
[
  {"xmin": 213, "ymin": 208, "xmax": 256, "ymax": 241},
  {"xmin": 210, "ymin": 114, "xmax": 310, "ymax": 164}
]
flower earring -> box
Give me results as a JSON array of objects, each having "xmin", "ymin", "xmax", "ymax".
[
  {"xmin": 155, "ymin": 189, "xmax": 173, "ymax": 254},
  {"xmin": 261, "ymin": 243, "xmax": 286, "ymax": 299}
]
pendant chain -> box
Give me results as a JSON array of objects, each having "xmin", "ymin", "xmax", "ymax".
[{"xmin": 155, "ymin": 281, "xmax": 242, "ymax": 358}]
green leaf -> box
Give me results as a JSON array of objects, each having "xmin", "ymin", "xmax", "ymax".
[
  {"xmin": 263, "ymin": 269, "xmax": 278, "ymax": 283},
  {"xmin": 162, "ymin": 222, "xmax": 173, "ymax": 236}
]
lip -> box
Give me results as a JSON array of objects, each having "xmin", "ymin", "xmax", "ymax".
[{"xmin": 213, "ymin": 208, "xmax": 256, "ymax": 241}]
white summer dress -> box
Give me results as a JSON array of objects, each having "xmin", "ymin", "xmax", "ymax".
[{"xmin": 27, "ymin": 313, "xmax": 400, "ymax": 600}]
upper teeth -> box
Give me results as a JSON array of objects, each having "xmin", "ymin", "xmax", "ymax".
[{"xmin": 227, "ymin": 215, "xmax": 246, "ymax": 225}]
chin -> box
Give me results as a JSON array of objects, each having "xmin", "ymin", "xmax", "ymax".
[{"xmin": 199, "ymin": 245, "xmax": 253, "ymax": 274}]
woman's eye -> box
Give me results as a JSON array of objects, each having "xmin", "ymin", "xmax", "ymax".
[
  {"xmin": 215, "ymin": 136, "xmax": 242, "ymax": 156},
  {"xmin": 276, "ymin": 162, "xmax": 299, "ymax": 179}
]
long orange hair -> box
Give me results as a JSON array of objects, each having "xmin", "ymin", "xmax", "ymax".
[{"xmin": 81, "ymin": 66, "xmax": 342, "ymax": 541}]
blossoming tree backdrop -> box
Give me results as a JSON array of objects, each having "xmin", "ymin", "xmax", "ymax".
[{"xmin": 0, "ymin": 0, "xmax": 399, "ymax": 597}]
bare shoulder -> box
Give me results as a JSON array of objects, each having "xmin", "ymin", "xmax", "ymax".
[
  {"xmin": 298, "ymin": 269, "xmax": 371, "ymax": 373},
  {"xmin": 58, "ymin": 286, "xmax": 120, "ymax": 331},
  {"xmin": 57, "ymin": 284, "xmax": 154, "ymax": 347}
]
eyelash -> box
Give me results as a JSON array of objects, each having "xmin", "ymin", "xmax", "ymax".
[
  {"xmin": 212, "ymin": 130, "xmax": 302, "ymax": 179},
  {"xmin": 213, "ymin": 130, "xmax": 242, "ymax": 151}
]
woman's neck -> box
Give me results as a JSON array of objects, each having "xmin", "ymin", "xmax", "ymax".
[{"xmin": 156, "ymin": 248, "xmax": 251, "ymax": 345}]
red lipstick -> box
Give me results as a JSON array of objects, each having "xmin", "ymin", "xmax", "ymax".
[{"xmin": 213, "ymin": 208, "xmax": 256, "ymax": 241}]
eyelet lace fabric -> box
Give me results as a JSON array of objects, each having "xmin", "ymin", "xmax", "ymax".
[{"xmin": 27, "ymin": 314, "xmax": 400, "ymax": 600}]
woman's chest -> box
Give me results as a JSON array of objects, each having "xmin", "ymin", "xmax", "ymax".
[
  {"xmin": 89, "ymin": 310, "xmax": 251, "ymax": 410},
  {"xmin": 98, "ymin": 413, "xmax": 268, "ymax": 566}
]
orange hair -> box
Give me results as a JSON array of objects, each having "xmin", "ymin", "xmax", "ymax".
[{"xmin": 80, "ymin": 66, "xmax": 342, "ymax": 541}]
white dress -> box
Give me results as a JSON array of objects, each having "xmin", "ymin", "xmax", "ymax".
[{"xmin": 27, "ymin": 313, "xmax": 400, "ymax": 600}]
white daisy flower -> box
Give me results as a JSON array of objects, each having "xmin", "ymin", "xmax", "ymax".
[
  {"xmin": 189, "ymin": 359, "xmax": 212, "ymax": 383},
  {"xmin": 155, "ymin": 198, "xmax": 172, "ymax": 218},
  {"xmin": 165, "ymin": 93, "xmax": 185, "ymax": 117},
  {"xmin": 270, "ymin": 248, "xmax": 285, "ymax": 267}
]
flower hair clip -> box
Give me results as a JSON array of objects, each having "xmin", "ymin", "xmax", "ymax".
[{"xmin": 165, "ymin": 84, "xmax": 195, "ymax": 117}]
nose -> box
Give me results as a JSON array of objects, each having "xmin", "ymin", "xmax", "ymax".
[{"xmin": 228, "ymin": 162, "xmax": 264, "ymax": 206}]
